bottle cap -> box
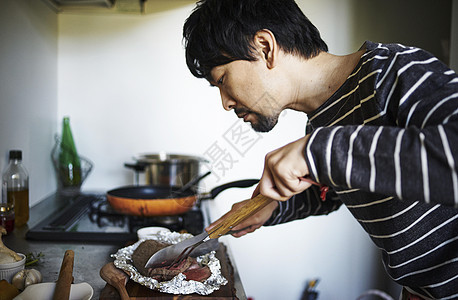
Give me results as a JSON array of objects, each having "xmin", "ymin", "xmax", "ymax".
[{"xmin": 9, "ymin": 150, "xmax": 22, "ymax": 160}]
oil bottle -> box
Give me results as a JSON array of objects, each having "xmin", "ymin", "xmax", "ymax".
[
  {"xmin": 2, "ymin": 150, "xmax": 29, "ymax": 227},
  {"xmin": 0, "ymin": 181, "xmax": 14, "ymax": 233}
]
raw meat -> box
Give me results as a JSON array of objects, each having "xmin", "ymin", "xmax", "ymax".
[
  {"xmin": 182, "ymin": 259, "xmax": 212, "ymax": 282},
  {"xmin": 131, "ymin": 239, "xmax": 170, "ymax": 276},
  {"xmin": 131, "ymin": 239, "xmax": 211, "ymax": 282}
]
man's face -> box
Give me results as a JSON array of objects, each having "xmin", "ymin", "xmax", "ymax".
[{"xmin": 210, "ymin": 60, "xmax": 282, "ymax": 132}]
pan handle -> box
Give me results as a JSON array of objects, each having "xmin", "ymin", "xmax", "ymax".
[{"xmin": 203, "ymin": 179, "xmax": 259, "ymax": 200}]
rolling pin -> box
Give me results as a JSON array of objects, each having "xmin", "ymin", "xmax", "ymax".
[{"xmin": 52, "ymin": 250, "xmax": 74, "ymax": 300}]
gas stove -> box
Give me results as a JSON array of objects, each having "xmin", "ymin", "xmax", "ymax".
[{"xmin": 26, "ymin": 193, "xmax": 206, "ymax": 244}]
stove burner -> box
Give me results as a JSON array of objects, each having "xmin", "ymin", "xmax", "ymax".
[
  {"xmin": 128, "ymin": 215, "xmax": 185, "ymax": 233},
  {"xmin": 148, "ymin": 215, "xmax": 183, "ymax": 226},
  {"xmin": 89, "ymin": 197, "xmax": 127, "ymax": 228},
  {"xmin": 88, "ymin": 197, "xmax": 190, "ymax": 233},
  {"xmin": 26, "ymin": 193, "xmax": 205, "ymax": 243}
]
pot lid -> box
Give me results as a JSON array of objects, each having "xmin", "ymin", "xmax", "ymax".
[{"xmin": 135, "ymin": 153, "xmax": 208, "ymax": 163}]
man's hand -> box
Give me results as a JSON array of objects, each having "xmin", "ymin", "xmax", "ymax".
[
  {"xmin": 258, "ymin": 135, "xmax": 312, "ymax": 201},
  {"xmin": 206, "ymin": 199, "xmax": 279, "ymax": 237},
  {"xmin": 205, "ymin": 135, "xmax": 312, "ymax": 238}
]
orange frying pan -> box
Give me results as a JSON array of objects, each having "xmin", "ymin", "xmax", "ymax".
[{"xmin": 106, "ymin": 179, "xmax": 259, "ymax": 217}]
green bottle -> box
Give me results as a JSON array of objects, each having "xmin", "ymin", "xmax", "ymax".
[{"xmin": 58, "ymin": 117, "xmax": 81, "ymax": 187}]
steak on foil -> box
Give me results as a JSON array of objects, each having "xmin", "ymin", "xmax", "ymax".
[{"xmin": 132, "ymin": 239, "xmax": 211, "ymax": 282}]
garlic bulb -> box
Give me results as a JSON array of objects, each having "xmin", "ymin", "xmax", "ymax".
[{"xmin": 11, "ymin": 269, "xmax": 43, "ymax": 290}]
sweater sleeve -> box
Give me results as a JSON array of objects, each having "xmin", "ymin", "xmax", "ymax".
[
  {"xmin": 305, "ymin": 50, "xmax": 458, "ymax": 207},
  {"xmin": 264, "ymin": 186, "xmax": 342, "ymax": 226}
]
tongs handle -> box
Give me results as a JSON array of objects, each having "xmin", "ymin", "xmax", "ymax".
[{"xmin": 208, "ymin": 194, "xmax": 273, "ymax": 239}]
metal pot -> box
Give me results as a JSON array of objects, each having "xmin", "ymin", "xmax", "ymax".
[{"xmin": 124, "ymin": 153, "xmax": 207, "ymax": 187}]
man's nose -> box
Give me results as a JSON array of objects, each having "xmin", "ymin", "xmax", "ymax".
[{"xmin": 221, "ymin": 92, "xmax": 236, "ymax": 111}]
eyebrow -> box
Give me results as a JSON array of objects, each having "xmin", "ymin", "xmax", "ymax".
[
  {"xmin": 207, "ymin": 74, "xmax": 219, "ymax": 87},
  {"xmin": 206, "ymin": 74, "xmax": 216, "ymax": 86}
]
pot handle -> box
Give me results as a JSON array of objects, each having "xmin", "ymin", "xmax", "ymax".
[
  {"xmin": 124, "ymin": 162, "xmax": 148, "ymax": 172},
  {"xmin": 124, "ymin": 162, "xmax": 148, "ymax": 186},
  {"xmin": 204, "ymin": 179, "xmax": 259, "ymax": 200}
]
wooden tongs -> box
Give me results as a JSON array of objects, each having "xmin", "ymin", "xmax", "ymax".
[{"xmin": 145, "ymin": 194, "xmax": 273, "ymax": 268}]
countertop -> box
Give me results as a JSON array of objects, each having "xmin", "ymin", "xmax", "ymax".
[{"xmin": 2, "ymin": 192, "xmax": 246, "ymax": 299}]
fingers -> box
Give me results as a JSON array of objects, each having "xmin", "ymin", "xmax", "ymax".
[
  {"xmin": 228, "ymin": 200, "xmax": 279, "ymax": 237},
  {"xmin": 230, "ymin": 224, "xmax": 262, "ymax": 237},
  {"xmin": 206, "ymin": 207, "xmax": 234, "ymax": 233},
  {"xmin": 257, "ymin": 136, "xmax": 312, "ymax": 201},
  {"xmin": 259, "ymin": 158, "xmax": 301, "ymax": 200},
  {"xmin": 205, "ymin": 199, "xmax": 279, "ymax": 238},
  {"xmin": 205, "ymin": 200, "xmax": 249, "ymax": 233},
  {"xmin": 259, "ymin": 177, "xmax": 311, "ymax": 201},
  {"xmin": 251, "ymin": 184, "xmax": 261, "ymax": 198}
]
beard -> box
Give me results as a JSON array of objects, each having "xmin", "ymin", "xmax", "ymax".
[
  {"xmin": 235, "ymin": 108, "xmax": 279, "ymax": 132},
  {"xmin": 250, "ymin": 111, "xmax": 279, "ymax": 132}
]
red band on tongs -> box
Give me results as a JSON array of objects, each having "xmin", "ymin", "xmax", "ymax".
[{"xmin": 300, "ymin": 177, "xmax": 329, "ymax": 201}]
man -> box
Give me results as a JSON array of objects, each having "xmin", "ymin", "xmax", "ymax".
[{"xmin": 183, "ymin": 0, "xmax": 458, "ymax": 299}]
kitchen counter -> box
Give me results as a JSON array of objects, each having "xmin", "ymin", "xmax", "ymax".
[{"xmin": 2, "ymin": 193, "xmax": 246, "ymax": 299}]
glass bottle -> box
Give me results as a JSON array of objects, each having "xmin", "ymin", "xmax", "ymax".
[
  {"xmin": 58, "ymin": 116, "xmax": 82, "ymax": 188},
  {"xmin": 2, "ymin": 150, "xmax": 29, "ymax": 227},
  {"xmin": 0, "ymin": 181, "xmax": 14, "ymax": 233}
]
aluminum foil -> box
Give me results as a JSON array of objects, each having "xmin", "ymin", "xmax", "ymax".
[{"xmin": 111, "ymin": 231, "xmax": 228, "ymax": 295}]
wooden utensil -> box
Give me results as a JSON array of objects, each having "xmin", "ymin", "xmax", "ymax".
[
  {"xmin": 100, "ymin": 262, "xmax": 130, "ymax": 300},
  {"xmin": 207, "ymin": 194, "xmax": 273, "ymax": 238},
  {"xmin": 52, "ymin": 250, "xmax": 74, "ymax": 300},
  {"xmin": 145, "ymin": 194, "xmax": 273, "ymax": 268}
]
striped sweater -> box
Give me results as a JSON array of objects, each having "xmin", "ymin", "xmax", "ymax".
[{"xmin": 264, "ymin": 41, "xmax": 458, "ymax": 299}]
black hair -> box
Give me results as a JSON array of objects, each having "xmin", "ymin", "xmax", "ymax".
[{"xmin": 183, "ymin": 0, "xmax": 328, "ymax": 81}]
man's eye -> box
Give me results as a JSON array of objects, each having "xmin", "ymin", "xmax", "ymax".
[{"xmin": 217, "ymin": 75, "xmax": 224, "ymax": 85}]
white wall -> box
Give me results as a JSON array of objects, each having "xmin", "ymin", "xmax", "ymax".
[
  {"xmin": 55, "ymin": 2, "xmax": 364, "ymax": 300},
  {"xmin": 0, "ymin": 0, "xmax": 58, "ymax": 205}
]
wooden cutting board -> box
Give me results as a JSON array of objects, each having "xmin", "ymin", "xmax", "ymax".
[{"xmin": 100, "ymin": 243, "xmax": 239, "ymax": 300}]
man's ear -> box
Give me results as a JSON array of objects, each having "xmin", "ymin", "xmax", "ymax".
[{"xmin": 253, "ymin": 29, "xmax": 277, "ymax": 69}]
